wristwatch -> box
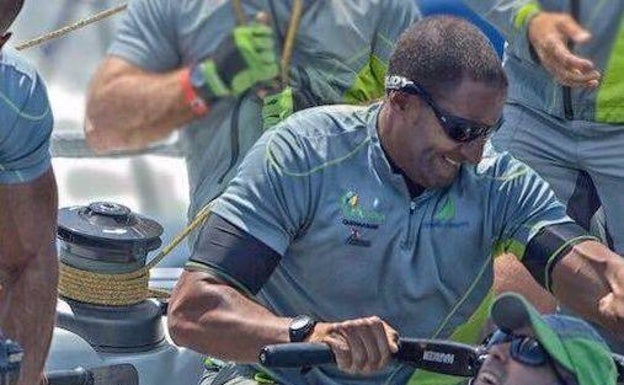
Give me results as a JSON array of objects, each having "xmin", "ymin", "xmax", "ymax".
[{"xmin": 289, "ymin": 315, "xmax": 317, "ymax": 342}]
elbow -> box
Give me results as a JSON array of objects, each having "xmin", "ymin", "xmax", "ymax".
[{"xmin": 167, "ymin": 299, "xmax": 196, "ymax": 348}]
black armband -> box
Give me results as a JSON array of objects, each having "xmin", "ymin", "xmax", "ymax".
[
  {"xmin": 189, "ymin": 214, "xmax": 282, "ymax": 294},
  {"xmin": 523, "ymin": 222, "xmax": 599, "ymax": 292}
]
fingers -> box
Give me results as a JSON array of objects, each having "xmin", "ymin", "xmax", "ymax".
[
  {"xmin": 314, "ymin": 317, "xmax": 398, "ymax": 375},
  {"xmin": 528, "ymin": 12, "xmax": 600, "ymax": 88}
]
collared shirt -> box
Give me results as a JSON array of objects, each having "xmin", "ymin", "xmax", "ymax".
[{"xmin": 201, "ymin": 102, "xmax": 574, "ymax": 385}]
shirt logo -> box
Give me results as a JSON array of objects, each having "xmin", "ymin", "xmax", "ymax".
[
  {"xmin": 340, "ymin": 191, "xmax": 385, "ymax": 247},
  {"xmin": 434, "ymin": 196, "xmax": 455, "ymax": 221},
  {"xmin": 424, "ymin": 196, "xmax": 469, "ymax": 229}
]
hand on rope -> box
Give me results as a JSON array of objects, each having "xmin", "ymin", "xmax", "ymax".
[{"xmin": 191, "ymin": 22, "xmax": 279, "ymax": 100}]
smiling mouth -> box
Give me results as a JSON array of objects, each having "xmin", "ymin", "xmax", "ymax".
[
  {"xmin": 444, "ymin": 156, "xmax": 460, "ymax": 166},
  {"xmin": 475, "ymin": 370, "xmax": 501, "ymax": 385}
]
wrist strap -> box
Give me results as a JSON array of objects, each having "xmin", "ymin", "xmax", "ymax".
[{"xmin": 180, "ymin": 67, "xmax": 209, "ymax": 117}]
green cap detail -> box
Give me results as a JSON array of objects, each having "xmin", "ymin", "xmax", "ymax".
[{"xmin": 491, "ymin": 293, "xmax": 617, "ymax": 385}]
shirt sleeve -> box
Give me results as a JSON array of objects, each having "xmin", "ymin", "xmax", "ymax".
[
  {"xmin": 343, "ymin": 1, "xmax": 421, "ymax": 104},
  {"xmin": 210, "ymin": 120, "xmax": 316, "ymax": 256},
  {"xmin": 0, "ymin": 58, "xmax": 53, "ymax": 184},
  {"xmin": 107, "ymin": 0, "xmax": 180, "ymax": 71},
  {"xmin": 488, "ymin": 151, "xmax": 573, "ymax": 259},
  {"xmin": 464, "ymin": 0, "xmax": 541, "ymax": 62}
]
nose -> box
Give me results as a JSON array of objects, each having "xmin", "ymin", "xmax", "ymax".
[
  {"xmin": 458, "ymin": 137, "xmax": 485, "ymax": 164},
  {"xmin": 487, "ymin": 344, "xmax": 510, "ymax": 364}
]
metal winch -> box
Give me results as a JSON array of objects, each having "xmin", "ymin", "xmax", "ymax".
[{"xmin": 56, "ymin": 202, "xmax": 166, "ymax": 353}]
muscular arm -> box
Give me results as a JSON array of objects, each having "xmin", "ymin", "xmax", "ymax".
[
  {"xmin": 168, "ymin": 215, "xmax": 398, "ymax": 373},
  {"xmin": 168, "ymin": 270, "xmax": 291, "ymax": 362},
  {"xmin": 551, "ymin": 240, "xmax": 624, "ymax": 338},
  {"xmin": 0, "ymin": 168, "xmax": 58, "ymax": 385},
  {"xmin": 85, "ymin": 56, "xmax": 197, "ymax": 153}
]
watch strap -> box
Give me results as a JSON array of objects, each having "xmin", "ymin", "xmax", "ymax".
[{"xmin": 180, "ymin": 67, "xmax": 209, "ymax": 117}]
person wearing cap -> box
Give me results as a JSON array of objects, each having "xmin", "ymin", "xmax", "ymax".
[
  {"xmin": 0, "ymin": 1, "xmax": 59, "ymax": 385},
  {"xmin": 475, "ymin": 292, "xmax": 618, "ymax": 385},
  {"xmin": 168, "ymin": 16, "xmax": 624, "ymax": 385}
]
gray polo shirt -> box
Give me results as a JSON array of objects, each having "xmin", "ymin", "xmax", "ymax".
[
  {"xmin": 0, "ymin": 46, "xmax": 53, "ymax": 184},
  {"xmin": 205, "ymin": 103, "xmax": 574, "ymax": 385}
]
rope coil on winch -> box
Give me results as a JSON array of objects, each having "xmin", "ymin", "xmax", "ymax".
[{"xmin": 40, "ymin": 0, "xmax": 303, "ymax": 306}]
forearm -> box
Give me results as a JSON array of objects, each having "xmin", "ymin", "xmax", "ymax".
[
  {"xmin": 0, "ymin": 246, "xmax": 58, "ymax": 385},
  {"xmin": 168, "ymin": 270, "xmax": 291, "ymax": 363},
  {"xmin": 551, "ymin": 240, "xmax": 624, "ymax": 336},
  {"xmin": 0, "ymin": 169, "xmax": 59, "ymax": 385},
  {"xmin": 85, "ymin": 57, "xmax": 198, "ymax": 153}
]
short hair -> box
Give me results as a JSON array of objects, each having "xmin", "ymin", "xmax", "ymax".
[
  {"xmin": 387, "ymin": 16, "xmax": 507, "ymax": 100},
  {"xmin": 0, "ymin": 0, "xmax": 25, "ymax": 34}
]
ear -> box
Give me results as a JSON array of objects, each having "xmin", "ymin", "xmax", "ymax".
[{"xmin": 387, "ymin": 91, "xmax": 409, "ymax": 112}]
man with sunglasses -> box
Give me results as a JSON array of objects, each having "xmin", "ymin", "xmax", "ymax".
[
  {"xmin": 168, "ymin": 16, "xmax": 624, "ymax": 385},
  {"xmin": 474, "ymin": 292, "xmax": 618, "ymax": 385}
]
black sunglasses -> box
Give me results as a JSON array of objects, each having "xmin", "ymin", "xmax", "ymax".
[
  {"xmin": 384, "ymin": 75, "xmax": 503, "ymax": 143},
  {"xmin": 486, "ymin": 330, "xmax": 569, "ymax": 385}
]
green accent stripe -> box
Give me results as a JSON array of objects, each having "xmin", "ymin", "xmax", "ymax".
[
  {"xmin": 185, "ymin": 261, "xmax": 254, "ymax": 297},
  {"xmin": 201, "ymin": 60, "xmax": 230, "ymax": 97},
  {"xmin": 544, "ymin": 235, "xmax": 599, "ymax": 292},
  {"xmin": 406, "ymin": 289, "xmax": 496, "ymax": 385},
  {"xmin": 342, "ymin": 54, "xmax": 387, "ymax": 105},
  {"xmin": 596, "ymin": 18, "xmax": 624, "ymax": 122},
  {"xmin": 492, "ymin": 239, "xmax": 526, "ymax": 261},
  {"xmin": 514, "ymin": 1, "xmax": 541, "ymax": 29},
  {"xmin": 266, "ymin": 132, "xmax": 371, "ymax": 177}
]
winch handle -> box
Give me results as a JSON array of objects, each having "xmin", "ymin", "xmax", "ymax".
[{"xmin": 259, "ymin": 338, "xmax": 482, "ymax": 377}]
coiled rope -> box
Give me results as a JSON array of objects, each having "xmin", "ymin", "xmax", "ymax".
[
  {"xmin": 45, "ymin": 0, "xmax": 303, "ymax": 306},
  {"xmin": 59, "ymin": 203, "xmax": 214, "ymax": 306}
]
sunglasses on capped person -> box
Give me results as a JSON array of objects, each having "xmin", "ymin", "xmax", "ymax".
[
  {"xmin": 485, "ymin": 330, "xmax": 570, "ymax": 385},
  {"xmin": 384, "ymin": 75, "xmax": 504, "ymax": 143}
]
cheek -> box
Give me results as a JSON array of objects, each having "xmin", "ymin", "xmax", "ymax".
[{"xmin": 504, "ymin": 364, "xmax": 556, "ymax": 385}]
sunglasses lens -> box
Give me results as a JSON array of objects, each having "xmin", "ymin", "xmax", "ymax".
[
  {"xmin": 511, "ymin": 337, "xmax": 548, "ymax": 366},
  {"xmin": 445, "ymin": 122, "xmax": 481, "ymax": 142},
  {"xmin": 486, "ymin": 330, "xmax": 513, "ymax": 348}
]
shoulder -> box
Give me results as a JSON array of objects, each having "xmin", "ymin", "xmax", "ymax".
[
  {"xmin": 0, "ymin": 47, "xmax": 41, "ymax": 87},
  {"xmin": 261, "ymin": 104, "xmax": 375, "ymax": 174},
  {"xmin": 0, "ymin": 48, "xmax": 52, "ymax": 153}
]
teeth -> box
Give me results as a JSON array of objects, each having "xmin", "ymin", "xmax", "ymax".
[{"xmin": 444, "ymin": 156, "xmax": 460, "ymax": 166}]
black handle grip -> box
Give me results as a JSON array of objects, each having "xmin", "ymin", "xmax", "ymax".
[
  {"xmin": 259, "ymin": 338, "xmax": 481, "ymax": 377},
  {"xmin": 259, "ymin": 343, "xmax": 335, "ymax": 367},
  {"xmin": 47, "ymin": 367, "xmax": 92, "ymax": 385}
]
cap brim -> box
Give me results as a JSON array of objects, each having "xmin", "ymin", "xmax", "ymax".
[{"xmin": 491, "ymin": 292, "xmax": 575, "ymax": 372}]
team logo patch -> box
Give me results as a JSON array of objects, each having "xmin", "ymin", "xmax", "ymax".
[
  {"xmin": 340, "ymin": 191, "xmax": 385, "ymax": 247},
  {"xmin": 424, "ymin": 196, "xmax": 469, "ymax": 229}
]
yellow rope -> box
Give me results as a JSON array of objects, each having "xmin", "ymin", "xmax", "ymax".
[
  {"xmin": 59, "ymin": 203, "xmax": 213, "ymax": 306},
  {"xmin": 16, "ymin": 3, "xmax": 128, "ymax": 51},
  {"xmin": 280, "ymin": 0, "xmax": 303, "ymax": 87},
  {"xmin": 59, "ymin": 262, "xmax": 149, "ymax": 306},
  {"xmin": 232, "ymin": 0, "xmax": 247, "ymax": 26}
]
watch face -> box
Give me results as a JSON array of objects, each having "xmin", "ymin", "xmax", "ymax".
[{"xmin": 292, "ymin": 316, "xmax": 311, "ymax": 330}]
